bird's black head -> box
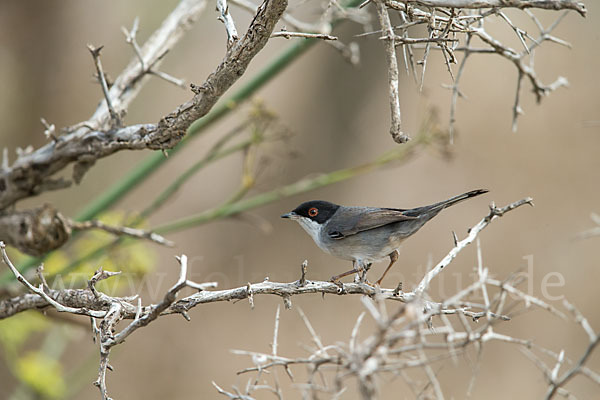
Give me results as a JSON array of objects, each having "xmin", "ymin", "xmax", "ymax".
[{"xmin": 281, "ymin": 200, "xmax": 340, "ymax": 224}]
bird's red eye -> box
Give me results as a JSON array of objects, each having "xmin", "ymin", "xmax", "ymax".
[{"xmin": 308, "ymin": 207, "xmax": 318, "ymax": 217}]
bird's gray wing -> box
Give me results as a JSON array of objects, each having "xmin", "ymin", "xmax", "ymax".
[{"xmin": 327, "ymin": 208, "xmax": 417, "ymax": 239}]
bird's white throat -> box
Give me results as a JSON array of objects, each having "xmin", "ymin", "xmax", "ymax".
[{"xmin": 295, "ymin": 217, "xmax": 322, "ymax": 245}]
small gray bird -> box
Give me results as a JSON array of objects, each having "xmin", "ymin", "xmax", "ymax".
[{"xmin": 281, "ymin": 189, "xmax": 488, "ymax": 285}]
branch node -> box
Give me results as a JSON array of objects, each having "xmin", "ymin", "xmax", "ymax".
[
  {"xmin": 283, "ymin": 295, "xmax": 292, "ymax": 310},
  {"xmin": 247, "ymin": 282, "xmax": 255, "ymax": 309},
  {"xmin": 298, "ymin": 260, "xmax": 308, "ymax": 286},
  {"xmin": 40, "ymin": 118, "xmax": 58, "ymax": 142}
]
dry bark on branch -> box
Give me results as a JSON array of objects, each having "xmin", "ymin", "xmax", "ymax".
[
  {"xmin": 0, "ymin": 0, "xmax": 287, "ymax": 212},
  {"xmin": 370, "ymin": 0, "xmax": 586, "ymax": 142},
  {"xmin": 0, "ymin": 204, "xmax": 170, "ymax": 256},
  {"xmin": 0, "ymin": 0, "xmax": 288, "ymax": 256},
  {"xmin": 401, "ymin": 0, "xmax": 586, "ymax": 16}
]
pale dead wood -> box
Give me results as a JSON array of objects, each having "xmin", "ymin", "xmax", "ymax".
[
  {"xmin": 0, "ymin": 0, "xmax": 286, "ymax": 211},
  {"xmin": 374, "ymin": 0, "xmax": 410, "ymax": 144},
  {"xmin": 0, "ymin": 0, "xmax": 287, "ymax": 256}
]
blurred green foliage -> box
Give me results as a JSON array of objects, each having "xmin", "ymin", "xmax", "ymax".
[
  {"xmin": 1, "ymin": 211, "xmax": 156, "ymax": 398},
  {"xmin": 0, "ymin": 312, "xmax": 48, "ymax": 358},
  {"xmin": 15, "ymin": 351, "xmax": 66, "ymax": 399}
]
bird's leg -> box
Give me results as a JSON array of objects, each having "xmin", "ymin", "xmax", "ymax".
[
  {"xmin": 330, "ymin": 268, "xmax": 360, "ymax": 282},
  {"xmin": 331, "ymin": 260, "xmax": 362, "ymax": 283},
  {"xmin": 375, "ymin": 250, "xmax": 399, "ymax": 286}
]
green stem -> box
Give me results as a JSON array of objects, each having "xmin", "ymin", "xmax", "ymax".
[
  {"xmin": 142, "ymin": 133, "xmax": 254, "ymax": 217},
  {"xmin": 156, "ymin": 136, "xmax": 424, "ymax": 234}
]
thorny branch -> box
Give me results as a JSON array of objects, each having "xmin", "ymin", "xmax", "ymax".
[
  {"xmin": 217, "ymin": 0, "xmax": 240, "ymax": 47},
  {"xmin": 0, "ymin": 204, "xmax": 170, "ymax": 256},
  {"xmin": 215, "ymin": 230, "xmax": 597, "ymax": 400},
  {"xmin": 543, "ymin": 301, "xmax": 600, "ymax": 399},
  {"xmin": 121, "ymin": 17, "xmax": 187, "ymax": 88},
  {"xmin": 401, "ymin": 0, "xmax": 585, "ymax": 16},
  {"xmin": 413, "ymin": 197, "xmax": 534, "ymax": 295},
  {"xmin": 68, "ymin": 218, "xmax": 174, "ymax": 247},
  {"xmin": 374, "ymin": 0, "xmax": 410, "ymax": 144},
  {"xmin": 365, "ymin": 0, "xmax": 586, "ymax": 142},
  {"xmin": 271, "ymin": 31, "xmax": 338, "ymax": 40},
  {"xmin": 0, "ymin": 0, "xmax": 287, "ymax": 255},
  {"xmin": 0, "ymin": 0, "xmax": 207, "ymax": 210},
  {"xmin": 87, "ymin": 44, "xmax": 122, "ymax": 127},
  {"xmin": 2, "ymin": 196, "xmax": 598, "ymax": 398},
  {"xmin": 221, "ymin": 283, "xmax": 596, "ymax": 399},
  {"xmin": 0, "ymin": 240, "xmax": 210, "ymax": 400},
  {"xmin": 0, "ymin": 0, "xmax": 286, "ymax": 211}
]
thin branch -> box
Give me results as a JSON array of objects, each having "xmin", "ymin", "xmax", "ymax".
[
  {"xmin": 563, "ymin": 300, "xmax": 597, "ymax": 342},
  {"xmin": 374, "ymin": 0, "xmax": 409, "ymax": 143},
  {"xmin": 121, "ymin": 17, "xmax": 146, "ymax": 70},
  {"xmin": 447, "ymin": 32, "xmax": 472, "ymax": 143},
  {"xmin": 40, "ymin": 117, "xmax": 58, "ymax": 142},
  {"xmin": 69, "ymin": 218, "xmax": 174, "ymax": 247},
  {"xmin": 0, "ymin": 241, "xmax": 107, "ymax": 318},
  {"xmin": 217, "ymin": 0, "xmax": 240, "ymax": 47},
  {"xmin": 546, "ymin": 335, "xmax": 600, "ymax": 399},
  {"xmin": 414, "ymin": 197, "xmax": 534, "ymax": 295},
  {"xmin": 400, "ymin": 0, "xmax": 586, "ymax": 16},
  {"xmin": 230, "ymin": 0, "xmax": 326, "ymax": 33},
  {"xmin": 87, "ymin": 44, "xmax": 121, "ymax": 126},
  {"xmin": 390, "ymin": 36, "xmax": 458, "ymax": 45},
  {"xmin": 121, "ymin": 18, "xmax": 187, "ymax": 88},
  {"xmin": 271, "ymin": 31, "xmax": 338, "ymax": 40},
  {"xmin": 0, "ymin": 0, "xmax": 286, "ymax": 211}
]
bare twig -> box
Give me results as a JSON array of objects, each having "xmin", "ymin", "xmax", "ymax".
[
  {"xmin": 383, "ymin": 0, "xmax": 582, "ymax": 137},
  {"xmin": 87, "ymin": 44, "xmax": 121, "ymax": 126},
  {"xmin": 546, "ymin": 335, "xmax": 600, "ymax": 399},
  {"xmin": 0, "ymin": 0, "xmax": 286, "ymax": 211},
  {"xmin": 217, "ymin": 0, "xmax": 240, "ymax": 47},
  {"xmin": 69, "ymin": 218, "xmax": 174, "ymax": 247},
  {"xmin": 414, "ymin": 197, "xmax": 534, "ymax": 295},
  {"xmin": 230, "ymin": 0, "xmax": 325, "ymax": 33},
  {"xmin": 0, "ymin": 241, "xmax": 107, "ymax": 318},
  {"xmin": 271, "ymin": 31, "xmax": 338, "ymax": 40},
  {"xmin": 40, "ymin": 118, "xmax": 57, "ymax": 142},
  {"xmin": 121, "ymin": 17, "xmax": 146, "ymax": 70},
  {"xmin": 374, "ymin": 0, "xmax": 409, "ymax": 144},
  {"xmin": 398, "ymin": 0, "xmax": 586, "ymax": 16}
]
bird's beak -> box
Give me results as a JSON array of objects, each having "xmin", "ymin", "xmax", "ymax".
[{"xmin": 281, "ymin": 211, "xmax": 298, "ymax": 219}]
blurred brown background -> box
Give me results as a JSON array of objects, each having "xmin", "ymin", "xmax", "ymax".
[{"xmin": 0, "ymin": 0, "xmax": 598, "ymax": 398}]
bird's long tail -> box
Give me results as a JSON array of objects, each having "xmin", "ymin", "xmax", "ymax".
[{"xmin": 403, "ymin": 189, "xmax": 488, "ymax": 218}]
